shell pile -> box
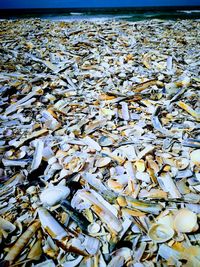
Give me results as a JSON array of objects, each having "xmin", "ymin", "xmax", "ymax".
[{"xmin": 0, "ymin": 17, "xmax": 200, "ymax": 266}]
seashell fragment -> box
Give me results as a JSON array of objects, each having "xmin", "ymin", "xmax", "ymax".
[
  {"xmin": 135, "ymin": 171, "xmax": 150, "ymax": 183},
  {"xmin": 173, "ymin": 208, "xmax": 198, "ymax": 233},
  {"xmin": 148, "ymin": 223, "xmax": 174, "ymax": 243},
  {"xmin": 0, "ymin": 217, "xmax": 16, "ymax": 235},
  {"xmin": 40, "ymin": 185, "xmax": 70, "ymax": 206},
  {"xmin": 31, "ymin": 139, "xmax": 44, "ymax": 171},
  {"xmin": 98, "ymin": 136, "xmax": 113, "ymax": 146},
  {"xmin": 82, "ymin": 136, "xmax": 101, "ymax": 151},
  {"xmin": 190, "ymin": 149, "xmax": 200, "ymax": 166},
  {"xmin": 157, "ymin": 215, "xmax": 174, "ymax": 229},
  {"xmin": 135, "ymin": 159, "xmax": 146, "ymax": 172}
]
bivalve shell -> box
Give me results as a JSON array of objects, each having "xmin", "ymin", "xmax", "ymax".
[
  {"xmin": 95, "ymin": 157, "xmax": 111, "ymax": 167},
  {"xmin": 190, "ymin": 149, "xmax": 200, "ymax": 166},
  {"xmin": 87, "ymin": 222, "xmax": 101, "ymax": 234},
  {"xmin": 173, "ymin": 208, "xmax": 198, "ymax": 233},
  {"xmin": 148, "ymin": 223, "xmax": 174, "ymax": 243},
  {"xmin": 40, "ymin": 185, "xmax": 70, "ymax": 206},
  {"xmin": 98, "ymin": 136, "xmax": 113, "ymax": 147}
]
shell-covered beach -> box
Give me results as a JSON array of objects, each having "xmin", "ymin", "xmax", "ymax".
[{"xmin": 0, "ymin": 18, "xmax": 200, "ymax": 266}]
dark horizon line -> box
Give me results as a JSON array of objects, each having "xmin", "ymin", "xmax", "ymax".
[{"xmin": 0, "ymin": 6, "xmax": 200, "ymax": 12}]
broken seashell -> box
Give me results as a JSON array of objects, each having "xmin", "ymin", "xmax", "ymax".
[
  {"xmin": 173, "ymin": 208, "xmax": 198, "ymax": 233},
  {"xmin": 135, "ymin": 171, "xmax": 151, "ymax": 183},
  {"xmin": 40, "ymin": 185, "xmax": 70, "ymax": 206},
  {"xmin": 0, "ymin": 217, "xmax": 16, "ymax": 236},
  {"xmin": 82, "ymin": 136, "xmax": 101, "ymax": 151},
  {"xmin": 135, "ymin": 159, "xmax": 146, "ymax": 172},
  {"xmin": 148, "ymin": 223, "xmax": 174, "ymax": 243}
]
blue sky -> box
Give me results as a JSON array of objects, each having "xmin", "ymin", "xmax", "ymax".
[{"xmin": 0, "ymin": 0, "xmax": 199, "ymax": 8}]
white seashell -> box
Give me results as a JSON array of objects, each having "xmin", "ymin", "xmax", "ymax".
[
  {"xmin": 95, "ymin": 157, "xmax": 111, "ymax": 167},
  {"xmin": 98, "ymin": 136, "xmax": 113, "ymax": 146},
  {"xmin": 31, "ymin": 140, "xmax": 44, "ymax": 171},
  {"xmin": 40, "ymin": 185, "xmax": 70, "ymax": 206},
  {"xmin": 37, "ymin": 207, "xmax": 68, "ymax": 240},
  {"xmin": 26, "ymin": 186, "xmax": 37, "ymax": 195},
  {"xmin": 62, "ymin": 255, "xmax": 83, "ymax": 267},
  {"xmin": 121, "ymin": 102, "xmax": 130, "ymax": 121},
  {"xmin": 148, "ymin": 223, "xmax": 174, "ymax": 243},
  {"xmin": 190, "ymin": 149, "xmax": 200, "ymax": 166},
  {"xmin": 173, "ymin": 208, "xmax": 198, "ymax": 233},
  {"xmin": 157, "ymin": 215, "xmax": 174, "ymax": 229},
  {"xmin": 0, "ymin": 217, "xmax": 16, "ymax": 234},
  {"xmin": 80, "ymin": 233, "xmax": 100, "ymax": 255},
  {"xmin": 87, "ymin": 222, "xmax": 101, "ymax": 234},
  {"xmin": 83, "ymin": 136, "xmax": 101, "ymax": 151},
  {"xmin": 175, "ymin": 157, "xmax": 189, "ymax": 170},
  {"xmin": 135, "ymin": 171, "xmax": 151, "ymax": 183}
]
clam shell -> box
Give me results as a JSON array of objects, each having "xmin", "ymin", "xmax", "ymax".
[
  {"xmin": 95, "ymin": 157, "xmax": 111, "ymax": 167},
  {"xmin": 190, "ymin": 149, "xmax": 200, "ymax": 166},
  {"xmin": 157, "ymin": 215, "xmax": 174, "ymax": 229},
  {"xmin": 174, "ymin": 208, "xmax": 198, "ymax": 233},
  {"xmin": 40, "ymin": 185, "xmax": 70, "ymax": 206},
  {"xmin": 98, "ymin": 136, "xmax": 113, "ymax": 147},
  {"xmin": 87, "ymin": 222, "xmax": 101, "ymax": 234},
  {"xmin": 148, "ymin": 223, "xmax": 174, "ymax": 243}
]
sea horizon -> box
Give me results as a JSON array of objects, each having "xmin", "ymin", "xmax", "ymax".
[{"xmin": 0, "ymin": 7, "xmax": 200, "ymax": 21}]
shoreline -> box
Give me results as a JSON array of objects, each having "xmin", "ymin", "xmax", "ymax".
[{"xmin": 0, "ymin": 8, "xmax": 199, "ymax": 22}]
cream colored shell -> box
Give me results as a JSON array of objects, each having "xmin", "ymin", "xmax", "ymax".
[
  {"xmin": 173, "ymin": 208, "xmax": 198, "ymax": 233},
  {"xmin": 148, "ymin": 223, "xmax": 174, "ymax": 243},
  {"xmin": 40, "ymin": 185, "xmax": 70, "ymax": 206}
]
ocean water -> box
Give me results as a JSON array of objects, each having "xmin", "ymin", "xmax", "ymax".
[{"xmin": 0, "ymin": 9, "xmax": 200, "ymax": 21}]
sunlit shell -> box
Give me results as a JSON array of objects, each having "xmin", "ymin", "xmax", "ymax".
[
  {"xmin": 135, "ymin": 159, "xmax": 146, "ymax": 172},
  {"xmin": 95, "ymin": 157, "xmax": 111, "ymax": 167},
  {"xmin": 107, "ymin": 179, "xmax": 124, "ymax": 192},
  {"xmin": 98, "ymin": 136, "xmax": 114, "ymax": 147},
  {"xmin": 190, "ymin": 150, "xmax": 200, "ymax": 166},
  {"xmin": 148, "ymin": 223, "xmax": 174, "ymax": 243},
  {"xmin": 87, "ymin": 222, "xmax": 101, "ymax": 234},
  {"xmin": 40, "ymin": 185, "xmax": 70, "ymax": 206},
  {"xmin": 174, "ymin": 208, "xmax": 198, "ymax": 233},
  {"xmin": 117, "ymin": 196, "xmax": 127, "ymax": 207},
  {"xmin": 135, "ymin": 171, "xmax": 151, "ymax": 183},
  {"xmin": 157, "ymin": 215, "xmax": 174, "ymax": 229},
  {"xmin": 175, "ymin": 158, "xmax": 189, "ymax": 170}
]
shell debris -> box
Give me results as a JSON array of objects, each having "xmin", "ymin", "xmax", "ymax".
[{"xmin": 0, "ymin": 17, "xmax": 200, "ymax": 266}]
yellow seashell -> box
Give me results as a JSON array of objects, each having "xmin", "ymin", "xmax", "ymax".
[{"xmin": 135, "ymin": 159, "xmax": 146, "ymax": 172}]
